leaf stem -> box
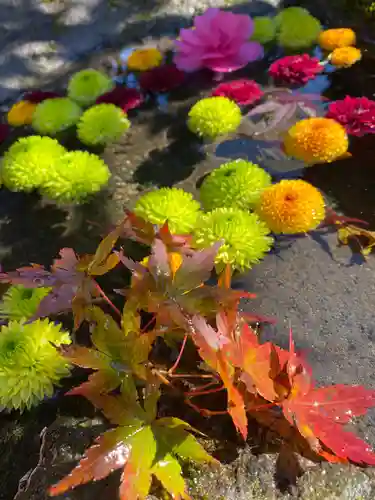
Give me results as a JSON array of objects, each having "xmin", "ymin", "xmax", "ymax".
[
  {"xmin": 168, "ymin": 334, "xmax": 188, "ymax": 375},
  {"xmin": 94, "ymin": 281, "xmax": 122, "ymax": 318}
]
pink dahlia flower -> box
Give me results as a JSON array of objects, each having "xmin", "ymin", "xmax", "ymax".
[
  {"xmin": 174, "ymin": 8, "xmax": 264, "ymax": 73},
  {"xmin": 211, "ymin": 79, "xmax": 263, "ymax": 106},
  {"xmin": 95, "ymin": 86, "xmax": 143, "ymax": 112},
  {"xmin": 269, "ymin": 54, "xmax": 323, "ymax": 86},
  {"xmin": 326, "ymin": 96, "xmax": 375, "ymax": 137}
]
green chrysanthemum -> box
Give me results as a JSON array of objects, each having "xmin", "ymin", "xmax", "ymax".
[
  {"xmin": 274, "ymin": 7, "xmax": 322, "ymax": 50},
  {"xmin": 187, "ymin": 97, "xmax": 242, "ymax": 141},
  {"xmin": 77, "ymin": 104, "xmax": 130, "ymax": 146},
  {"xmin": 32, "ymin": 98, "xmax": 82, "ymax": 136},
  {"xmin": 200, "ymin": 160, "xmax": 271, "ymax": 211},
  {"xmin": 1, "ymin": 136, "xmax": 66, "ymax": 192},
  {"xmin": 0, "ymin": 285, "xmax": 52, "ymax": 320},
  {"xmin": 251, "ymin": 16, "xmax": 277, "ymax": 44},
  {"xmin": 0, "ymin": 319, "xmax": 71, "ymax": 411},
  {"xmin": 40, "ymin": 150, "xmax": 111, "ymax": 204},
  {"xmin": 68, "ymin": 69, "xmax": 114, "ymax": 107},
  {"xmin": 134, "ymin": 187, "xmax": 201, "ymax": 234},
  {"xmin": 193, "ymin": 208, "xmax": 273, "ymax": 272}
]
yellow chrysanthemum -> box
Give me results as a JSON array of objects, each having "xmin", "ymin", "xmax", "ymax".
[
  {"xmin": 256, "ymin": 180, "xmax": 325, "ymax": 234},
  {"xmin": 127, "ymin": 48, "xmax": 163, "ymax": 71},
  {"xmin": 318, "ymin": 28, "xmax": 356, "ymax": 51},
  {"xmin": 329, "ymin": 47, "xmax": 362, "ymax": 68},
  {"xmin": 283, "ymin": 117, "xmax": 349, "ymax": 165},
  {"xmin": 7, "ymin": 100, "xmax": 37, "ymax": 126}
]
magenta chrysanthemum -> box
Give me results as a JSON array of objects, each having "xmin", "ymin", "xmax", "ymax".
[
  {"xmin": 95, "ymin": 86, "xmax": 143, "ymax": 112},
  {"xmin": 211, "ymin": 79, "xmax": 264, "ymax": 106},
  {"xmin": 0, "ymin": 123, "xmax": 10, "ymax": 144},
  {"xmin": 139, "ymin": 64, "xmax": 185, "ymax": 93},
  {"xmin": 269, "ymin": 54, "xmax": 323, "ymax": 86},
  {"xmin": 326, "ymin": 96, "xmax": 375, "ymax": 137}
]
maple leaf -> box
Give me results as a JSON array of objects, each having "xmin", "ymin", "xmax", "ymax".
[
  {"xmin": 189, "ymin": 314, "xmax": 248, "ymax": 438},
  {"xmin": 336, "ymin": 224, "xmax": 375, "ymax": 258},
  {"xmin": 245, "ymin": 89, "xmax": 326, "ymax": 137},
  {"xmin": 49, "ymin": 385, "xmax": 216, "ymax": 499},
  {"xmin": 282, "ymin": 332, "xmax": 375, "ymax": 464}
]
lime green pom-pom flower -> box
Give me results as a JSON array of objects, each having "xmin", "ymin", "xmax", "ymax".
[
  {"xmin": 200, "ymin": 160, "xmax": 271, "ymax": 211},
  {"xmin": 0, "ymin": 319, "xmax": 71, "ymax": 411},
  {"xmin": 134, "ymin": 187, "xmax": 201, "ymax": 234},
  {"xmin": 275, "ymin": 8, "xmax": 322, "ymax": 50},
  {"xmin": 77, "ymin": 104, "xmax": 130, "ymax": 146},
  {"xmin": 193, "ymin": 208, "xmax": 273, "ymax": 272},
  {"xmin": 68, "ymin": 69, "xmax": 114, "ymax": 107},
  {"xmin": 32, "ymin": 98, "xmax": 82, "ymax": 136},
  {"xmin": 1, "ymin": 136, "xmax": 66, "ymax": 192},
  {"xmin": 188, "ymin": 97, "xmax": 242, "ymax": 141},
  {"xmin": 0, "ymin": 285, "xmax": 52, "ymax": 321},
  {"xmin": 251, "ymin": 16, "xmax": 276, "ymax": 44},
  {"xmin": 40, "ymin": 150, "xmax": 111, "ymax": 204}
]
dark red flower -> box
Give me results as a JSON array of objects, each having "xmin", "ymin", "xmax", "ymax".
[
  {"xmin": 326, "ymin": 96, "xmax": 375, "ymax": 136},
  {"xmin": 0, "ymin": 123, "xmax": 10, "ymax": 143},
  {"xmin": 139, "ymin": 64, "xmax": 185, "ymax": 93},
  {"xmin": 269, "ymin": 54, "xmax": 323, "ymax": 86},
  {"xmin": 211, "ymin": 79, "xmax": 264, "ymax": 106},
  {"xmin": 95, "ymin": 86, "xmax": 143, "ymax": 112},
  {"xmin": 23, "ymin": 90, "xmax": 61, "ymax": 103}
]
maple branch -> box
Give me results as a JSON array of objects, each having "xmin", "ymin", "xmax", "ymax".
[
  {"xmin": 185, "ymin": 399, "xmax": 228, "ymax": 417},
  {"xmin": 94, "ymin": 282, "xmax": 122, "ymax": 318},
  {"xmin": 168, "ymin": 334, "xmax": 188, "ymax": 375},
  {"xmin": 185, "ymin": 385, "xmax": 225, "ymax": 398},
  {"xmin": 167, "ymin": 372, "xmax": 215, "ymax": 379},
  {"xmin": 141, "ymin": 315, "xmax": 156, "ymax": 333}
]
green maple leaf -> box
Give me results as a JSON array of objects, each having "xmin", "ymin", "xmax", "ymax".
[{"xmin": 49, "ymin": 383, "xmax": 217, "ymax": 499}]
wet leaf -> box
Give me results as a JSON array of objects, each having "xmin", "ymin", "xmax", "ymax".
[
  {"xmin": 151, "ymin": 454, "xmax": 190, "ymax": 499},
  {"xmin": 86, "ymin": 223, "xmax": 124, "ymax": 276},
  {"xmin": 49, "ymin": 428, "xmax": 130, "ymax": 496},
  {"xmin": 337, "ymin": 224, "xmax": 375, "ymax": 257}
]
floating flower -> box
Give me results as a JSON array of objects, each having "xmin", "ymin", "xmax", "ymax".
[
  {"xmin": 326, "ymin": 96, "xmax": 375, "ymax": 136},
  {"xmin": 193, "ymin": 208, "xmax": 273, "ymax": 272},
  {"xmin": 329, "ymin": 47, "xmax": 362, "ymax": 68},
  {"xmin": 174, "ymin": 8, "xmax": 263, "ymax": 73},
  {"xmin": 127, "ymin": 48, "xmax": 163, "ymax": 71},
  {"xmin": 0, "ymin": 124, "xmax": 10, "ymax": 144},
  {"xmin": 32, "ymin": 98, "xmax": 82, "ymax": 135},
  {"xmin": 251, "ymin": 16, "xmax": 276, "ymax": 44},
  {"xmin": 283, "ymin": 117, "xmax": 349, "ymax": 165},
  {"xmin": 256, "ymin": 180, "xmax": 325, "ymax": 234},
  {"xmin": 274, "ymin": 8, "xmax": 322, "ymax": 50},
  {"xmin": 2, "ymin": 136, "xmax": 66, "ymax": 192},
  {"xmin": 139, "ymin": 64, "xmax": 185, "ymax": 93},
  {"xmin": 40, "ymin": 151, "xmax": 111, "ymax": 204},
  {"xmin": 211, "ymin": 79, "xmax": 263, "ymax": 106},
  {"xmin": 23, "ymin": 90, "xmax": 61, "ymax": 103},
  {"xmin": 200, "ymin": 159, "xmax": 271, "ymax": 211},
  {"xmin": 0, "ymin": 319, "xmax": 71, "ymax": 411},
  {"xmin": 0, "ymin": 285, "xmax": 52, "ymax": 321},
  {"xmin": 68, "ymin": 69, "xmax": 114, "ymax": 107},
  {"xmin": 188, "ymin": 97, "xmax": 242, "ymax": 141},
  {"xmin": 318, "ymin": 28, "xmax": 356, "ymax": 51},
  {"xmin": 77, "ymin": 104, "xmax": 130, "ymax": 146},
  {"xmin": 95, "ymin": 86, "xmax": 143, "ymax": 112},
  {"xmin": 134, "ymin": 188, "xmax": 201, "ymax": 234},
  {"xmin": 269, "ymin": 54, "xmax": 323, "ymax": 86},
  {"xmin": 7, "ymin": 100, "xmax": 37, "ymax": 126}
]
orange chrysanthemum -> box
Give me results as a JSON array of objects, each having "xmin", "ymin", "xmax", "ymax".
[
  {"xmin": 330, "ymin": 47, "xmax": 362, "ymax": 68},
  {"xmin": 7, "ymin": 100, "xmax": 37, "ymax": 126},
  {"xmin": 283, "ymin": 117, "xmax": 349, "ymax": 165},
  {"xmin": 318, "ymin": 28, "xmax": 356, "ymax": 51},
  {"xmin": 127, "ymin": 48, "xmax": 163, "ymax": 71},
  {"xmin": 256, "ymin": 180, "xmax": 325, "ymax": 234}
]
